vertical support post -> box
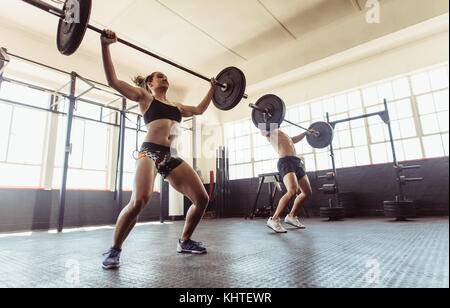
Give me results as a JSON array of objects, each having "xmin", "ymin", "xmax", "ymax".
[
  {"xmin": 216, "ymin": 148, "xmax": 222, "ymax": 218},
  {"xmin": 384, "ymin": 99, "xmax": 404, "ymax": 201},
  {"xmin": 220, "ymin": 147, "xmax": 227, "ymax": 217},
  {"xmin": 192, "ymin": 115, "xmax": 198, "ymax": 172},
  {"xmin": 327, "ymin": 112, "xmax": 340, "ymax": 208},
  {"xmin": 160, "ymin": 177, "xmax": 165, "ymax": 223},
  {"xmin": 57, "ymin": 72, "xmax": 77, "ymax": 233},
  {"xmin": 225, "ymin": 146, "xmax": 230, "ymax": 214},
  {"xmin": 116, "ymin": 98, "xmax": 127, "ymax": 211}
]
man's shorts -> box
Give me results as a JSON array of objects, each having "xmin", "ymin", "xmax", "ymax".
[{"xmin": 277, "ymin": 156, "xmax": 306, "ymax": 181}]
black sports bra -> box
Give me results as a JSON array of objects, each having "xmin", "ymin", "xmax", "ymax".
[{"xmin": 143, "ymin": 98, "xmax": 182, "ymax": 124}]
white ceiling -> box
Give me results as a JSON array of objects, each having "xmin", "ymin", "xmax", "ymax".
[
  {"xmin": 0, "ymin": 0, "xmax": 363, "ymax": 86},
  {"xmin": 0, "ymin": 0, "xmax": 448, "ymax": 110}
]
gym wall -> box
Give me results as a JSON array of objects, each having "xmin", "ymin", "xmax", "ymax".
[
  {"xmin": 0, "ymin": 190, "xmax": 162, "ymax": 233},
  {"xmin": 218, "ymin": 157, "xmax": 449, "ymax": 218}
]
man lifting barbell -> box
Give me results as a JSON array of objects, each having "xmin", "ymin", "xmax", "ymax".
[
  {"xmin": 101, "ymin": 30, "xmax": 217, "ymax": 269},
  {"xmin": 262, "ymin": 127, "xmax": 314, "ymax": 233},
  {"xmin": 250, "ymin": 94, "xmax": 335, "ymax": 233}
]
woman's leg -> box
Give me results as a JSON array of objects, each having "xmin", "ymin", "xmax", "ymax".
[
  {"xmin": 166, "ymin": 162, "xmax": 209, "ymax": 242},
  {"xmin": 288, "ymin": 175, "xmax": 312, "ymax": 218},
  {"xmin": 113, "ymin": 157, "xmax": 158, "ymax": 249},
  {"xmin": 272, "ymin": 173, "xmax": 298, "ymax": 220}
]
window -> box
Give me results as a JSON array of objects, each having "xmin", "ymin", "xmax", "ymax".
[
  {"xmin": 0, "ymin": 81, "xmax": 49, "ymax": 109},
  {"xmin": 0, "ymin": 103, "xmax": 47, "ymax": 187},
  {"xmin": 53, "ymin": 116, "xmax": 110, "ymax": 190},
  {"xmin": 223, "ymin": 63, "xmax": 449, "ymax": 179},
  {"xmin": 225, "ymin": 119, "xmax": 253, "ymax": 180}
]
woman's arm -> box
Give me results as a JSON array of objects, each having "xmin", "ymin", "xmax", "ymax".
[
  {"xmin": 177, "ymin": 78, "xmax": 217, "ymax": 117},
  {"xmin": 101, "ymin": 30, "xmax": 150, "ymax": 103}
]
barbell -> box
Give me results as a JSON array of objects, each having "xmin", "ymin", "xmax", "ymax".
[
  {"xmin": 249, "ymin": 94, "xmax": 335, "ymax": 149},
  {"xmin": 21, "ymin": 0, "xmax": 248, "ymax": 111}
]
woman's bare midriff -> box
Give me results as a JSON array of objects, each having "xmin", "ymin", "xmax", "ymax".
[{"xmin": 143, "ymin": 119, "xmax": 180, "ymax": 148}]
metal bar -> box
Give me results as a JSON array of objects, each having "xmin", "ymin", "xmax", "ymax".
[
  {"xmin": 21, "ymin": 2, "xmax": 250, "ymax": 95},
  {"xmin": 21, "ymin": 0, "xmax": 64, "ymax": 18},
  {"xmin": 330, "ymin": 111, "xmax": 385, "ymax": 125},
  {"xmin": 4, "ymin": 50, "xmax": 122, "ymax": 96},
  {"xmin": 57, "ymin": 72, "xmax": 77, "ymax": 233},
  {"xmin": 160, "ymin": 177, "xmax": 165, "ymax": 223},
  {"xmin": 87, "ymin": 24, "xmax": 228, "ymax": 90},
  {"xmin": 116, "ymin": 98, "xmax": 127, "ymax": 212},
  {"xmin": 192, "ymin": 116, "xmax": 198, "ymax": 172},
  {"xmin": 0, "ymin": 97, "xmax": 120, "ymax": 128},
  {"xmin": 326, "ymin": 112, "xmax": 340, "ymax": 208},
  {"xmin": 249, "ymin": 176, "xmax": 264, "ymax": 219},
  {"xmin": 249, "ymin": 103, "xmax": 267, "ymax": 113},
  {"xmin": 2, "ymin": 76, "xmax": 123, "ymax": 113},
  {"xmin": 384, "ymin": 99, "xmax": 404, "ymax": 200},
  {"xmin": 75, "ymin": 73, "xmax": 96, "ymax": 99},
  {"xmin": 284, "ymin": 119, "xmax": 314, "ymax": 134}
]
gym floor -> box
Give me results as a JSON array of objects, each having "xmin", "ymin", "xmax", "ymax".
[{"xmin": 0, "ymin": 217, "xmax": 448, "ymax": 288}]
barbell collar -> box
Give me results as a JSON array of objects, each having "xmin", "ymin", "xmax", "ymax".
[
  {"xmin": 22, "ymin": 0, "xmax": 65, "ymax": 18},
  {"xmin": 249, "ymin": 103, "xmax": 267, "ymax": 114}
]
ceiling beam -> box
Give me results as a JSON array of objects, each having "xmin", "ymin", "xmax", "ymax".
[{"xmin": 350, "ymin": 0, "xmax": 363, "ymax": 11}]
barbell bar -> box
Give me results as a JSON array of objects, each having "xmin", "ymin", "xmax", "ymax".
[
  {"xmin": 249, "ymin": 94, "xmax": 335, "ymax": 149},
  {"xmin": 20, "ymin": 0, "xmax": 248, "ymax": 110},
  {"xmin": 249, "ymin": 102, "xmax": 319, "ymax": 136}
]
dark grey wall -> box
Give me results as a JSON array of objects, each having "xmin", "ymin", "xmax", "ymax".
[
  {"xmin": 0, "ymin": 190, "xmax": 162, "ymax": 233},
  {"xmin": 210, "ymin": 157, "xmax": 449, "ymax": 218},
  {"xmin": 0, "ymin": 157, "xmax": 448, "ymax": 233}
]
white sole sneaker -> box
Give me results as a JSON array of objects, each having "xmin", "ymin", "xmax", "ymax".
[
  {"xmin": 266, "ymin": 224, "xmax": 288, "ymax": 233},
  {"xmin": 285, "ymin": 221, "xmax": 306, "ymax": 229}
]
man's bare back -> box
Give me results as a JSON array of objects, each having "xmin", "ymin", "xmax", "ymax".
[{"xmin": 264, "ymin": 129, "xmax": 298, "ymax": 158}]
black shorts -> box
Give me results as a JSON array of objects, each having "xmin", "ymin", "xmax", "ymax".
[
  {"xmin": 277, "ymin": 156, "xmax": 306, "ymax": 181},
  {"xmin": 138, "ymin": 142, "xmax": 184, "ymax": 178}
]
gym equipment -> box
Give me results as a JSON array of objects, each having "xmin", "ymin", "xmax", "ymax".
[
  {"xmin": 246, "ymin": 172, "xmax": 309, "ymax": 220},
  {"xmin": 320, "ymin": 99, "xmax": 413, "ymax": 221},
  {"xmin": 320, "ymin": 200, "xmax": 345, "ymax": 221},
  {"xmin": 20, "ymin": 0, "xmax": 248, "ymax": 111},
  {"xmin": 319, "ymin": 184, "xmax": 336, "ymax": 194},
  {"xmin": 382, "ymin": 100, "xmax": 423, "ymax": 220},
  {"xmin": 318, "ymin": 172, "xmax": 335, "ymax": 180},
  {"xmin": 249, "ymin": 94, "xmax": 334, "ymax": 149},
  {"xmin": 215, "ymin": 146, "xmax": 230, "ymax": 218},
  {"xmin": 383, "ymin": 200, "xmax": 417, "ymax": 220}
]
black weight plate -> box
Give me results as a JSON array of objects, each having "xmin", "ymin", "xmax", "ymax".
[
  {"xmin": 383, "ymin": 200, "xmax": 417, "ymax": 218},
  {"xmin": 307, "ymin": 121, "xmax": 334, "ymax": 149},
  {"xmin": 213, "ymin": 67, "xmax": 246, "ymax": 111},
  {"xmin": 383, "ymin": 200, "xmax": 415, "ymax": 206},
  {"xmin": 320, "ymin": 207, "xmax": 345, "ymax": 217},
  {"xmin": 252, "ymin": 94, "xmax": 286, "ymax": 131},
  {"xmin": 57, "ymin": 0, "xmax": 92, "ymax": 56}
]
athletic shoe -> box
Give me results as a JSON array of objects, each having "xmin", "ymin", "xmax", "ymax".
[
  {"xmin": 102, "ymin": 247, "xmax": 121, "ymax": 269},
  {"xmin": 177, "ymin": 239, "xmax": 207, "ymax": 254},
  {"xmin": 267, "ymin": 217, "xmax": 288, "ymax": 233},
  {"xmin": 285, "ymin": 216, "xmax": 306, "ymax": 229}
]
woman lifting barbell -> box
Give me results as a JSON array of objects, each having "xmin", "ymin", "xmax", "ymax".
[{"xmin": 101, "ymin": 30, "xmax": 216, "ymax": 269}]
